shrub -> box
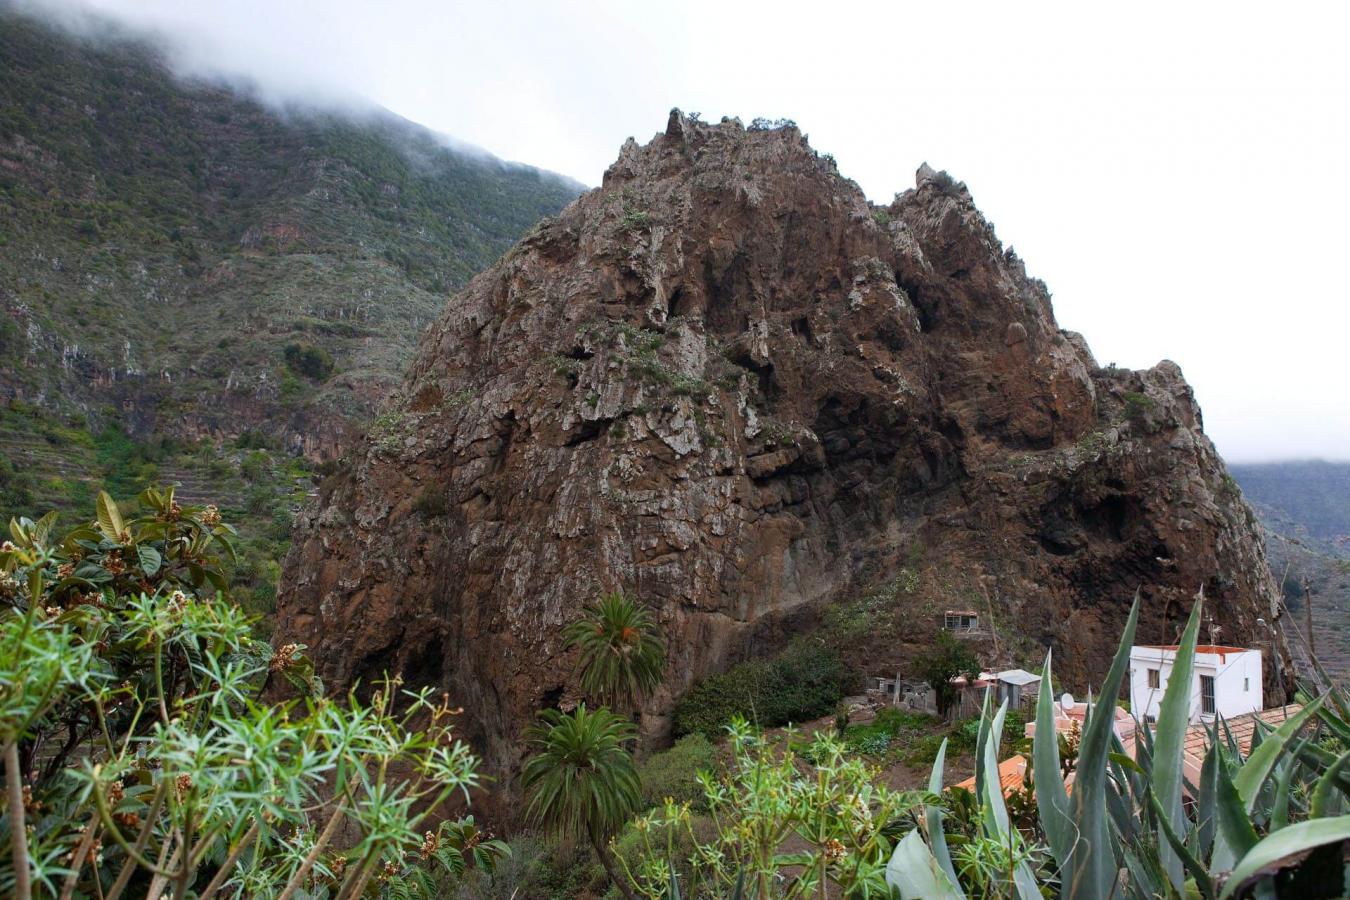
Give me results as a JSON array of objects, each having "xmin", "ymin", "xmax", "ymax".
[
  {"xmin": 413, "ymin": 487, "xmax": 449, "ymax": 518},
  {"xmin": 843, "ymin": 708, "xmax": 940, "ymax": 759},
  {"xmin": 1122, "ymin": 390, "xmax": 1154, "ymax": 423},
  {"xmin": 913, "ymin": 631, "xmax": 981, "ymax": 716},
  {"xmin": 672, "ymin": 642, "xmax": 853, "ymax": 739},
  {"xmin": 625, "ymin": 722, "xmax": 922, "ymax": 898},
  {"xmin": 0, "ymin": 487, "xmax": 504, "ymax": 897},
  {"xmin": 636, "ymin": 734, "xmax": 716, "ymax": 810},
  {"xmin": 282, "ymin": 342, "xmax": 335, "ymax": 381}
]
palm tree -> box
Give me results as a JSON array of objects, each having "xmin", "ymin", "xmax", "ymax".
[
  {"xmin": 522, "ymin": 704, "xmax": 642, "ymax": 900},
  {"xmin": 563, "ymin": 592, "xmax": 665, "ymax": 709}
]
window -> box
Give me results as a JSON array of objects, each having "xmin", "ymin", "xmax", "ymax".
[
  {"xmin": 1147, "ymin": 668, "xmax": 1160, "ymax": 689},
  {"xmin": 1200, "ymin": 675, "xmax": 1216, "ymax": 715},
  {"xmin": 1244, "ymin": 676, "xmax": 1249, "ymax": 692}
]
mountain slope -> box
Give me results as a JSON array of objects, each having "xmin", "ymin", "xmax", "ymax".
[
  {"xmin": 0, "ymin": 9, "xmax": 583, "ymax": 496},
  {"xmin": 1231, "ymin": 462, "xmax": 1350, "ymax": 674},
  {"xmin": 275, "ymin": 111, "xmax": 1293, "ymax": 796},
  {"xmin": 1230, "ymin": 461, "xmax": 1350, "ymax": 543}
]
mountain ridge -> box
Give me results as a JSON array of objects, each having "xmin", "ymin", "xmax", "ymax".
[
  {"xmin": 0, "ymin": 8, "xmax": 582, "ymax": 524},
  {"xmin": 275, "ymin": 111, "xmax": 1293, "ymax": 807}
]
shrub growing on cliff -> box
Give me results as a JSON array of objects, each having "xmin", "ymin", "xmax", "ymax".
[
  {"xmin": 0, "ymin": 487, "xmax": 502, "ymax": 898},
  {"xmin": 282, "ymin": 342, "xmax": 334, "ymax": 381},
  {"xmin": 672, "ymin": 642, "xmax": 853, "ymax": 739}
]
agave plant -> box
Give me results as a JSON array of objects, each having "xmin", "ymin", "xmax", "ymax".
[{"xmin": 886, "ymin": 592, "xmax": 1350, "ymax": 899}]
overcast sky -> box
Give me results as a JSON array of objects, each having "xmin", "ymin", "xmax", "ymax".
[{"xmin": 16, "ymin": 0, "xmax": 1350, "ymax": 463}]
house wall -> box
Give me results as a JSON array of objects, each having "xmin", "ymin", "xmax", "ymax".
[{"xmin": 1129, "ymin": 648, "xmax": 1262, "ymax": 725}]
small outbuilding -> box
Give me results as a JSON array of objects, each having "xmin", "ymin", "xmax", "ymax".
[
  {"xmin": 990, "ymin": 668, "xmax": 1041, "ymax": 708},
  {"xmin": 943, "ymin": 610, "xmax": 980, "ymax": 633}
]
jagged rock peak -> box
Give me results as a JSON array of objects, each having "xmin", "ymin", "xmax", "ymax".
[{"xmin": 275, "ymin": 111, "xmax": 1291, "ymax": 807}]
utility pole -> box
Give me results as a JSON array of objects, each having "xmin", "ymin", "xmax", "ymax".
[{"xmin": 1302, "ymin": 574, "xmax": 1315, "ymax": 658}]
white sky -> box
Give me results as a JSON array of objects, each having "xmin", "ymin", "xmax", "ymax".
[{"xmin": 18, "ymin": 0, "xmax": 1350, "ymax": 463}]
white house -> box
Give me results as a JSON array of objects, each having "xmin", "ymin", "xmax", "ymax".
[{"xmin": 1128, "ymin": 644, "xmax": 1262, "ymax": 724}]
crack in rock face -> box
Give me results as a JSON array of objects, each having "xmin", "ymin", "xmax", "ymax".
[{"xmin": 274, "ymin": 109, "xmax": 1292, "ymax": 810}]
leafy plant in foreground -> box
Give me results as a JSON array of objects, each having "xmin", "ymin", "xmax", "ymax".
[
  {"xmin": 0, "ymin": 487, "xmax": 502, "ymax": 898},
  {"xmin": 625, "ymin": 719, "xmax": 926, "ymax": 898}
]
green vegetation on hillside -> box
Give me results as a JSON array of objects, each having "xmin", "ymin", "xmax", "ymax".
[
  {"xmin": 0, "ymin": 400, "xmax": 310, "ymax": 637},
  {"xmin": 672, "ymin": 642, "xmax": 854, "ymax": 740},
  {"xmin": 0, "ymin": 9, "xmax": 582, "ymax": 529},
  {"xmin": 1231, "ymin": 461, "xmax": 1350, "ymax": 541}
]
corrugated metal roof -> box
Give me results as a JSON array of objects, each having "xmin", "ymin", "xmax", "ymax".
[{"xmin": 995, "ymin": 669, "xmax": 1042, "ymax": 686}]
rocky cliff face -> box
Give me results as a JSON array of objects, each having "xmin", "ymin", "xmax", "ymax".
[{"xmin": 276, "ymin": 111, "xmax": 1291, "ymax": 792}]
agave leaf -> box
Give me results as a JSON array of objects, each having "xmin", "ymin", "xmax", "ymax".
[
  {"xmin": 1294, "ymin": 739, "xmax": 1350, "ymax": 795},
  {"xmin": 1218, "ymin": 816, "xmax": 1350, "ymax": 899},
  {"xmin": 925, "ymin": 738, "xmax": 959, "ymax": 886},
  {"xmin": 1268, "ymin": 744, "xmax": 1299, "ymax": 832},
  {"xmin": 1196, "ymin": 723, "xmax": 1220, "ymax": 858},
  {"xmin": 974, "ymin": 687, "xmax": 994, "ymax": 801},
  {"xmin": 1313, "ymin": 701, "xmax": 1350, "ymax": 747},
  {"xmin": 1121, "ymin": 838, "xmax": 1167, "ymax": 900},
  {"xmin": 1147, "ymin": 789, "xmax": 1216, "ymax": 899},
  {"xmin": 1152, "ymin": 596, "xmax": 1204, "ymax": 890},
  {"xmin": 1212, "ymin": 746, "xmax": 1259, "ymax": 872},
  {"xmin": 1064, "ymin": 591, "xmax": 1139, "ymax": 899},
  {"xmin": 978, "ymin": 696, "xmax": 1010, "ymax": 836},
  {"xmin": 885, "ymin": 829, "xmax": 965, "ymax": 900},
  {"xmin": 1310, "ymin": 746, "xmax": 1350, "ymax": 818},
  {"xmin": 1033, "ymin": 650, "xmax": 1074, "ymax": 870},
  {"xmin": 1233, "ymin": 698, "xmax": 1322, "ymax": 813},
  {"xmin": 1303, "ymin": 650, "xmax": 1350, "ymax": 721}
]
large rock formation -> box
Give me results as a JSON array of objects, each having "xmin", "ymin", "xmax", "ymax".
[{"xmin": 275, "ymin": 111, "xmax": 1291, "ymax": 791}]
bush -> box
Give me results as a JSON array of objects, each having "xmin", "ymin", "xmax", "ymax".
[
  {"xmin": 0, "ymin": 487, "xmax": 504, "ymax": 897},
  {"xmin": 673, "ymin": 642, "xmax": 853, "ymax": 739},
  {"xmin": 637, "ymin": 733, "xmax": 716, "ymax": 810},
  {"xmin": 282, "ymin": 342, "xmax": 335, "ymax": 381},
  {"xmin": 453, "ymin": 834, "xmax": 601, "ymax": 900},
  {"xmin": 843, "ymin": 708, "xmax": 941, "ymax": 759},
  {"xmin": 1122, "ymin": 390, "xmax": 1154, "ymax": 423},
  {"xmin": 413, "ymin": 487, "xmax": 449, "ymax": 518},
  {"xmin": 913, "ymin": 631, "xmax": 981, "ymax": 716}
]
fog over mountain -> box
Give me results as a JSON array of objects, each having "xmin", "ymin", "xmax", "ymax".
[{"xmin": 7, "ymin": 0, "xmax": 1349, "ymax": 463}]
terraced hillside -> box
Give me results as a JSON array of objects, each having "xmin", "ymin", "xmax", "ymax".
[
  {"xmin": 0, "ymin": 8, "xmax": 582, "ymax": 623},
  {"xmin": 1231, "ymin": 462, "xmax": 1350, "ymax": 676},
  {"xmin": 0, "ymin": 9, "xmax": 582, "ymax": 465}
]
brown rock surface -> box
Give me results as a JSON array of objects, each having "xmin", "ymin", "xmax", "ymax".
[{"xmin": 275, "ymin": 111, "xmax": 1292, "ymax": 796}]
